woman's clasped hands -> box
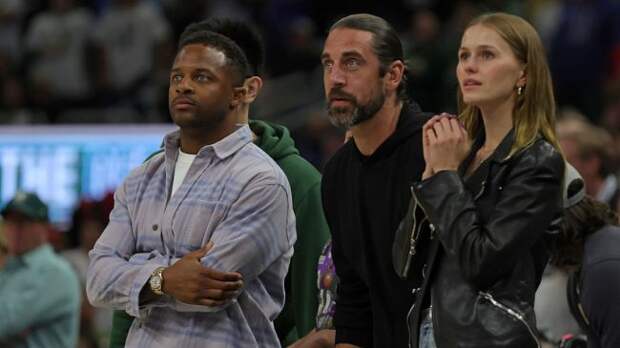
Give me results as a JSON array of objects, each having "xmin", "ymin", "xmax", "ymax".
[{"xmin": 422, "ymin": 113, "xmax": 472, "ymax": 180}]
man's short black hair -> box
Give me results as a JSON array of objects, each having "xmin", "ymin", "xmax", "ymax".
[
  {"xmin": 178, "ymin": 30, "xmax": 251, "ymax": 84},
  {"xmin": 180, "ymin": 18, "xmax": 265, "ymax": 77}
]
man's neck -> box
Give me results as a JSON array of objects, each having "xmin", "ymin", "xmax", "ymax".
[
  {"xmin": 351, "ymin": 100, "xmax": 403, "ymax": 156},
  {"xmin": 236, "ymin": 105, "xmax": 250, "ymax": 124},
  {"xmin": 179, "ymin": 117, "xmax": 238, "ymax": 154}
]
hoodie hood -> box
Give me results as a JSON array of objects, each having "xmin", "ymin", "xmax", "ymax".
[
  {"xmin": 250, "ymin": 120, "xmax": 300, "ymax": 161},
  {"xmin": 353, "ymin": 101, "xmax": 431, "ymax": 163}
]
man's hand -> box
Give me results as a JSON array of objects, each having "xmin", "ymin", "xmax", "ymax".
[
  {"xmin": 288, "ymin": 329, "xmax": 336, "ymax": 348},
  {"xmin": 162, "ymin": 242, "xmax": 244, "ymax": 306}
]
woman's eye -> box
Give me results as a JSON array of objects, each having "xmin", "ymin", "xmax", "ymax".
[
  {"xmin": 458, "ymin": 52, "xmax": 469, "ymax": 60},
  {"xmin": 481, "ymin": 51, "xmax": 494, "ymax": 59}
]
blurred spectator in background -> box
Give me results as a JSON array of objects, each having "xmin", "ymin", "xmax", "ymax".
[
  {"xmin": 291, "ymin": 112, "xmax": 345, "ymax": 170},
  {"xmin": 548, "ymin": 165, "xmax": 620, "ymax": 348},
  {"xmin": 0, "ymin": 0, "xmax": 25, "ymax": 63},
  {"xmin": 548, "ymin": 0, "xmax": 620, "ymax": 121},
  {"xmin": 24, "ymin": 0, "xmax": 94, "ymax": 123},
  {"xmin": 89, "ymin": 0, "xmax": 172, "ymax": 120},
  {"xmin": 62, "ymin": 193, "xmax": 114, "ymax": 348},
  {"xmin": 160, "ymin": 0, "xmax": 209, "ymax": 41},
  {"xmin": 536, "ymin": 113, "xmax": 620, "ymax": 344},
  {"xmin": 402, "ymin": 8, "xmax": 444, "ymax": 112},
  {"xmin": 557, "ymin": 114, "xmax": 620, "ymax": 215},
  {"xmin": 0, "ymin": 191, "xmax": 80, "ymax": 348},
  {"xmin": 0, "ymin": 74, "xmax": 48, "ymax": 123}
]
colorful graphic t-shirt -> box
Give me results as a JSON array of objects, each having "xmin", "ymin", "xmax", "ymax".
[{"xmin": 316, "ymin": 240, "xmax": 338, "ymax": 330}]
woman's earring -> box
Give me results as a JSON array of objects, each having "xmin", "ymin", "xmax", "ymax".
[{"xmin": 517, "ymin": 86, "xmax": 523, "ymax": 96}]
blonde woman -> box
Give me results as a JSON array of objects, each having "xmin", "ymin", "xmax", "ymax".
[{"xmin": 404, "ymin": 13, "xmax": 564, "ymax": 348}]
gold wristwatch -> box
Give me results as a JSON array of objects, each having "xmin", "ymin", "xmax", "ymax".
[{"xmin": 149, "ymin": 267, "xmax": 166, "ymax": 296}]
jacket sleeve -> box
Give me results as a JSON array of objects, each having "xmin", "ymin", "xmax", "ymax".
[
  {"xmin": 86, "ymin": 180, "xmax": 170, "ymax": 319},
  {"xmin": 412, "ymin": 150, "xmax": 563, "ymax": 290},
  {"xmin": 170, "ymin": 180, "xmax": 296, "ymax": 314},
  {"xmin": 582, "ymin": 260, "xmax": 620, "ymax": 348},
  {"xmin": 321, "ymin": 176, "xmax": 372, "ymax": 347}
]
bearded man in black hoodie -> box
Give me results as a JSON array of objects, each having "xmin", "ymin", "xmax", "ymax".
[{"xmin": 320, "ymin": 13, "xmax": 432, "ymax": 348}]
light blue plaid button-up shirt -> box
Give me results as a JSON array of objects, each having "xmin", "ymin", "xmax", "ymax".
[{"xmin": 86, "ymin": 125, "xmax": 296, "ymax": 348}]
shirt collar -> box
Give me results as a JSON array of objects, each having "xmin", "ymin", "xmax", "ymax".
[{"xmin": 163, "ymin": 125, "xmax": 253, "ymax": 161}]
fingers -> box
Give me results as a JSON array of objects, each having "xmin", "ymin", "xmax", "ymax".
[
  {"xmin": 449, "ymin": 118, "xmax": 467, "ymax": 139},
  {"xmin": 203, "ymin": 241, "xmax": 214, "ymax": 253},
  {"xmin": 423, "ymin": 114, "xmax": 445, "ymax": 135},
  {"xmin": 184, "ymin": 242, "xmax": 213, "ymax": 261},
  {"xmin": 426, "ymin": 127, "xmax": 438, "ymax": 145},
  {"xmin": 203, "ymin": 276, "xmax": 244, "ymax": 291},
  {"xmin": 432, "ymin": 118, "xmax": 447, "ymax": 140},
  {"xmin": 425, "ymin": 113, "xmax": 455, "ymax": 141},
  {"xmin": 198, "ymin": 298, "xmax": 227, "ymax": 307},
  {"xmin": 202, "ymin": 288, "xmax": 240, "ymax": 301},
  {"xmin": 432, "ymin": 115, "xmax": 467, "ymax": 143},
  {"xmin": 202, "ymin": 267, "xmax": 243, "ymax": 282}
]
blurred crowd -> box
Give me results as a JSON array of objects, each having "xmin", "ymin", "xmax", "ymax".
[
  {"xmin": 0, "ymin": 0, "xmax": 619, "ymax": 169},
  {"xmin": 1, "ymin": 1, "xmax": 620, "ymax": 347},
  {"xmin": 0, "ymin": 192, "xmax": 114, "ymax": 348}
]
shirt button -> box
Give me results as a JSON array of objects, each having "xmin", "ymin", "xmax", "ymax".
[{"xmin": 152, "ymin": 224, "xmax": 158, "ymax": 231}]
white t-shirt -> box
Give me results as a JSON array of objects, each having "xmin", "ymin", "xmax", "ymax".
[{"xmin": 171, "ymin": 149, "xmax": 196, "ymax": 196}]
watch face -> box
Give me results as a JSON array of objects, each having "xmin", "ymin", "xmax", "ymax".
[{"xmin": 151, "ymin": 276, "xmax": 161, "ymax": 288}]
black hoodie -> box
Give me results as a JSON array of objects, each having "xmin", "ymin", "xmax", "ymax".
[{"xmin": 321, "ymin": 103, "xmax": 432, "ymax": 348}]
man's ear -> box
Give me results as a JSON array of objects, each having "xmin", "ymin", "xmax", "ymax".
[
  {"xmin": 230, "ymin": 85, "xmax": 248, "ymax": 110},
  {"xmin": 243, "ymin": 76, "xmax": 263, "ymax": 104},
  {"xmin": 384, "ymin": 60, "xmax": 405, "ymax": 93}
]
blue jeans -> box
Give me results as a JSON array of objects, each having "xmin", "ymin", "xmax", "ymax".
[{"xmin": 418, "ymin": 309, "xmax": 437, "ymax": 348}]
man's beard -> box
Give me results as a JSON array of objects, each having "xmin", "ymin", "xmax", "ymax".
[{"xmin": 326, "ymin": 86, "xmax": 385, "ymax": 130}]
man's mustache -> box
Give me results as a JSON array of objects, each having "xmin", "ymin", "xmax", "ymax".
[{"xmin": 328, "ymin": 89, "xmax": 356, "ymax": 103}]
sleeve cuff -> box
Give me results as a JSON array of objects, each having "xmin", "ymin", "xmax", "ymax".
[{"xmin": 127, "ymin": 261, "xmax": 166, "ymax": 319}]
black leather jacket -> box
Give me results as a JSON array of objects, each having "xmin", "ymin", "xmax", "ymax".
[{"xmin": 397, "ymin": 130, "xmax": 564, "ymax": 348}]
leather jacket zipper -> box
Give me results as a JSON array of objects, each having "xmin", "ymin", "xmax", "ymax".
[
  {"xmin": 473, "ymin": 180, "xmax": 486, "ymax": 200},
  {"xmin": 407, "ymin": 287, "xmax": 421, "ymax": 348},
  {"xmin": 401, "ymin": 185, "xmax": 436, "ymax": 277},
  {"xmin": 402, "ymin": 187, "xmax": 420, "ymax": 277},
  {"xmin": 478, "ymin": 291, "xmax": 540, "ymax": 348}
]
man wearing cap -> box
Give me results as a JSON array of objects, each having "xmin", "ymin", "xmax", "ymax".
[
  {"xmin": 547, "ymin": 165, "xmax": 620, "ymax": 348},
  {"xmin": 0, "ymin": 192, "xmax": 81, "ymax": 348}
]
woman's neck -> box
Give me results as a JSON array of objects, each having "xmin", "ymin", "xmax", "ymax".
[{"xmin": 478, "ymin": 98, "xmax": 514, "ymax": 151}]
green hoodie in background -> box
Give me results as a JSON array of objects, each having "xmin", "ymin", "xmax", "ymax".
[{"xmin": 109, "ymin": 120, "xmax": 330, "ymax": 347}]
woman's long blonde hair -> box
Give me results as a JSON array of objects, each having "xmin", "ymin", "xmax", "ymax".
[{"xmin": 457, "ymin": 12, "xmax": 562, "ymax": 155}]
